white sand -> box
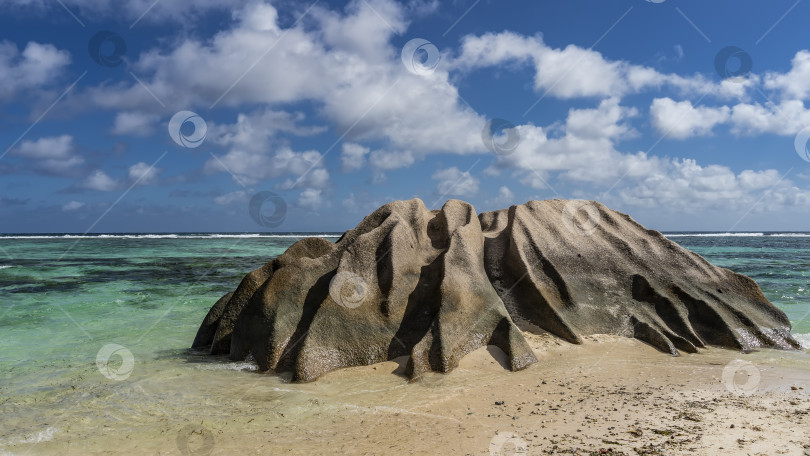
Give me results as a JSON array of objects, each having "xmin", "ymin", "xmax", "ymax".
[{"xmin": 8, "ymin": 334, "xmax": 810, "ymax": 455}]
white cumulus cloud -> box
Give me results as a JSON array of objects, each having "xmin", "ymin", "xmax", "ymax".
[
  {"xmin": 11, "ymin": 135, "xmax": 84, "ymax": 175},
  {"xmin": 213, "ymin": 190, "xmax": 249, "ymax": 205},
  {"xmin": 128, "ymin": 162, "xmax": 161, "ymax": 185},
  {"xmin": 451, "ymin": 31, "xmax": 747, "ymax": 101},
  {"xmin": 432, "ymin": 167, "xmax": 479, "ymax": 197},
  {"xmin": 485, "ymin": 186, "xmax": 516, "ymax": 208},
  {"xmin": 340, "ymin": 142, "xmax": 370, "ymax": 172},
  {"xmin": 61, "ymin": 200, "xmax": 85, "ymax": 211},
  {"xmin": 650, "ymin": 98, "xmax": 730, "ymax": 139},
  {"xmin": 764, "ymin": 50, "xmax": 810, "ymax": 100},
  {"xmin": 111, "ymin": 112, "xmax": 159, "ymax": 136},
  {"xmin": 83, "ymin": 170, "xmax": 119, "ymax": 192},
  {"xmin": 0, "ymin": 40, "xmax": 70, "ymax": 100},
  {"xmin": 204, "ymin": 147, "xmax": 330, "ymax": 189},
  {"xmin": 297, "ymin": 188, "xmax": 323, "ymax": 210}
]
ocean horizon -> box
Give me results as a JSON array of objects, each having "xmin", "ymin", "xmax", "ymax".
[{"xmin": 2, "ymin": 232, "xmax": 808, "ymax": 358}]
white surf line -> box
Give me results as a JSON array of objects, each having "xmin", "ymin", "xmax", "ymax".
[
  {"xmin": 56, "ymin": 150, "xmax": 169, "ymax": 262},
  {"xmin": 701, "ymin": 167, "xmax": 794, "ymax": 258},
  {"xmin": 135, "ymin": 235, "xmax": 252, "ymax": 344},
  {"xmin": 794, "ymin": 333, "xmax": 810, "ymax": 349},
  {"xmin": 665, "ymin": 233, "xmax": 767, "ymax": 237}
]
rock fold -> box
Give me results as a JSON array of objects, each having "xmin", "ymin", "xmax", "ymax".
[{"xmin": 193, "ymin": 199, "xmax": 800, "ymax": 381}]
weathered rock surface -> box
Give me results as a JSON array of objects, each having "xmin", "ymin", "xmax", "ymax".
[{"xmin": 192, "ymin": 199, "xmax": 801, "ymax": 382}]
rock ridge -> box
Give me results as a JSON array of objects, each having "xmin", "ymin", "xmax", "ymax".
[{"xmin": 192, "ymin": 199, "xmax": 800, "ymax": 382}]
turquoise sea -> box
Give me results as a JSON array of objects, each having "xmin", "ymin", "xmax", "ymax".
[{"xmin": 0, "ymin": 232, "xmax": 809, "ymax": 453}]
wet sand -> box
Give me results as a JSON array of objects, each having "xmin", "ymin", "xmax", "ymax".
[{"xmin": 5, "ymin": 334, "xmax": 810, "ymax": 455}]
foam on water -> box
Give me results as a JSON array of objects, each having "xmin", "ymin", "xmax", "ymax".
[
  {"xmin": 665, "ymin": 232, "xmax": 810, "ymax": 237},
  {"xmin": 0, "ymin": 426, "xmax": 58, "ymax": 452},
  {"xmin": 0, "ymin": 265, "xmax": 11, "ymax": 269},
  {"xmin": 666, "ymin": 232, "xmax": 766, "ymax": 237},
  {"xmin": 795, "ymin": 333, "xmax": 810, "ymax": 349},
  {"xmin": 195, "ymin": 361, "xmax": 259, "ymax": 372}
]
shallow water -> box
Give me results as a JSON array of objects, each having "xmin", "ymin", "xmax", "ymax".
[
  {"xmin": 0, "ymin": 232, "xmax": 808, "ymax": 454},
  {"xmin": 668, "ymin": 232, "xmax": 810, "ymax": 337}
]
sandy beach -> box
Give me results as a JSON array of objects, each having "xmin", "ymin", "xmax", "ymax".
[{"xmin": 8, "ymin": 333, "xmax": 806, "ymax": 456}]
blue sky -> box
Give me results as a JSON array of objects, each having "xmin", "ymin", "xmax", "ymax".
[{"xmin": 1, "ymin": 0, "xmax": 810, "ymax": 232}]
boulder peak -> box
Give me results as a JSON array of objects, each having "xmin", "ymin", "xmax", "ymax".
[{"xmin": 192, "ymin": 199, "xmax": 800, "ymax": 382}]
